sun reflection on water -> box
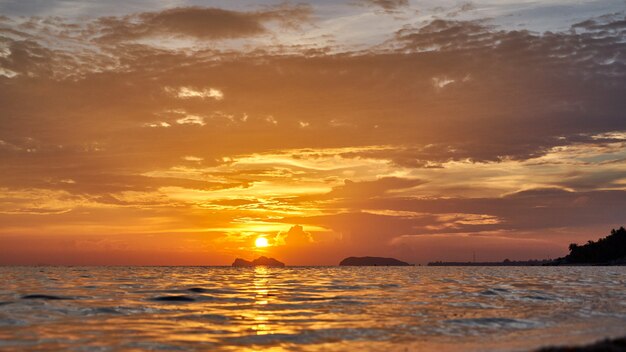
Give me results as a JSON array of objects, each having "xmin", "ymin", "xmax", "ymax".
[{"xmin": 253, "ymin": 266, "xmax": 272, "ymax": 335}]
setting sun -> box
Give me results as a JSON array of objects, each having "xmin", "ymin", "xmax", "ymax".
[{"xmin": 255, "ymin": 237, "xmax": 269, "ymax": 248}]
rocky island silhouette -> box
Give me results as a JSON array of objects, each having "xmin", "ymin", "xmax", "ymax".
[
  {"xmin": 231, "ymin": 256, "xmax": 285, "ymax": 267},
  {"xmin": 339, "ymin": 256, "xmax": 411, "ymax": 266}
]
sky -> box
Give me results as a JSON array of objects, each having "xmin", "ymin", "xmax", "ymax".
[{"xmin": 0, "ymin": 0, "xmax": 624, "ymax": 265}]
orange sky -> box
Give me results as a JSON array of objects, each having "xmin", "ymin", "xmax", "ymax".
[{"xmin": 0, "ymin": 0, "xmax": 625, "ymax": 265}]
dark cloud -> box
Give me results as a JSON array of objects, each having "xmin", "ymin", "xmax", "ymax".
[
  {"xmin": 357, "ymin": 0, "xmax": 409, "ymax": 12},
  {"xmin": 345, "ymin": 188, "xmax": 626, "ymax": 234},
  {"xmin": 445, "ymin": 2, "xmax": 477, "ymax": 17},
  {"xmin": 95, "ymin": 4, "xmax": 312, "ymax": 41},
  {"xmin": 0, "ymin": 38, "xmax": 54, "ymax": 77},
  {"xmin": 573, "ymin": 14, "xmax": 626, "ymax": 31}
]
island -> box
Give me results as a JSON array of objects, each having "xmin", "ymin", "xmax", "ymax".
[
  {"xmin": 545, "ymin": 227, "xmax": 626, "ymax": 266},
  {"xmin": 231, "ymin": 256, "xmax": 285, "ymax": 267},
  {"xmin": 339, "ymin": 256, "xmax": 411, "ymax": 266}
]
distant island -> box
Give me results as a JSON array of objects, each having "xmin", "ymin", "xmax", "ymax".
[
  {"xmin": 428, "ymin": 259, "xmax": 551, "ymax": 266},
  {"xmin": 232, "ymin": 256, "xmax": 285, "ymax": 267},
  {"xmin": 339, "ymin": 256, "xmax": 411, "ymax": 266},
  {"xmin": 545, "ymin": 227, "xmax": 626, "ymax": 266}
]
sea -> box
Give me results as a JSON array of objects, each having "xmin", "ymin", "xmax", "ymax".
[{"xmin": 1, "ymin": 266, "xmax": 625, "ymax": 351}]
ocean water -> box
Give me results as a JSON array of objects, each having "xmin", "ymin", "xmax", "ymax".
[{"xmin": 0, "ymin": 266, "xmax": 625, "ymax": 351}]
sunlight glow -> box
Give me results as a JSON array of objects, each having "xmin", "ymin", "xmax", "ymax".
[{"xmin": 255, "ymin": 236, "xmax": 269, "ymax": 248}]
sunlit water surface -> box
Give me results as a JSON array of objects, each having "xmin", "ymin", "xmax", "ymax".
[{"xmin": 1, "ymin": 266, "xmax": 625, "ymax": 351}]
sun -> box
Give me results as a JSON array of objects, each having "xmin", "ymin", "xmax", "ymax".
[{"xmin": 255, "ymin": 236, "xmax": 269, "ymax": 248}]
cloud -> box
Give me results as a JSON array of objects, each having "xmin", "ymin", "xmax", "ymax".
[
  {"xmin": 327, "ymin": 177, "xmax": 426, "ymax": 199},
  {"xmin": 276, "ymin": 225, "xmax": 313, "ymax": 246},
  {"xmin": 145, "ymin": 121, "xmax": 171, "ymax": 128},
  {"xmin": 2, "ymin": 14, "xmax": 624, "ymax": 189},
  {"xmin": 282, "ymin": 177, "xmax": 426, "ymax": 204},
  {"xmin": 572, "ymin": 14, "xmax": 626, "ymax": 32},
  {"xmin": 0, "ymin": 7, "xmax": 625, "ymax": 264},
  {"xmin": 0, "ymin": 17, "xmax": 623, "ymax": 187},
  {"xmin": 0, "ymin": 38, "xmax": 54, "ymax": 77},
  {"xmin": 176, "ymin": 115, "xmax": 206, "ymax": 126},
  {"xmin": 431, "ymin": 76, "xmax": 455, "ymax": 90},
  {"xmin": 357, "ymin": 0, "xmax": 409, "ymax": 12},
  {"xmin": 0, "ymin": 67, "xmax": 17, "ymax": 78},
  {"xmin": 166, "ymin": 86, "xmax": 224, "ymax": 100},
  {"xmin": 3, "ymin": 18, "xmax": 624, "ymax": 166},
  {"xmin": 347, "ymin": 188, "xmax": 626, "ymax": 234},
  {"xmin": 95, "ymin": 4, "xmax": 312, "ymax": 41}
]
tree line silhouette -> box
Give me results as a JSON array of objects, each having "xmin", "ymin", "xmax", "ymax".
[{"xmin": 556, "ymin": 227, "xmax": 626, "ymax": 265}]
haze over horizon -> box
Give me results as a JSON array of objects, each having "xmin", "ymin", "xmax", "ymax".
[{"xmin": 0, "ymin": 0, "xmax": 624, "ymax": 265}]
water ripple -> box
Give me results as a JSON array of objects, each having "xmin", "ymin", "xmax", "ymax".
[{"xmin": 0, "ymin": 266, "xmax": 624, "ymax": 351}]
